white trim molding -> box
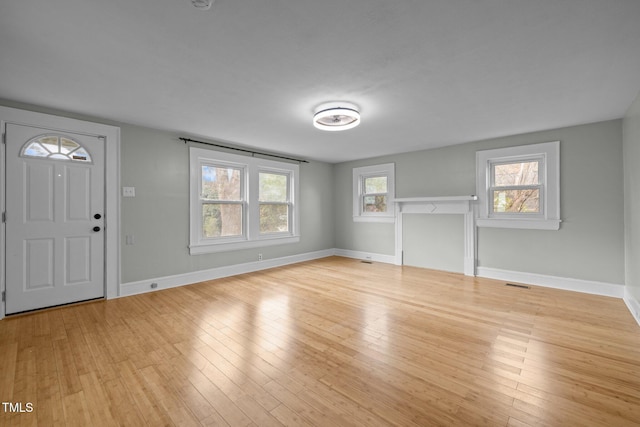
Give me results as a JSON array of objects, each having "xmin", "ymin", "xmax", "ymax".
[
  {"xmin": 394, "ymin": 196, "xmax": 477, "ymax": 276},
  {"xmin": 333, "ymin": 249, "xmax": 396, "ymax": 265},
  {"xmin": 624, "ymin": 287, "xmax": 640, "ymax": 327},
  {"xmin": 120, "ymin": 249, "xmax": 333, "ymax": 297},
  {"xmin": 477, "ymin": 266, "xmax": 624, "ymax": 298}
]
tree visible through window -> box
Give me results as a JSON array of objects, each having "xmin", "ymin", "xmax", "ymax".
[
  {"xmin": 352, "ymin": 163, "xmax": 395, "ymax": 223},
  {"xmin": 259, "ymin": 172, "xmax": 290, "ymax": 234},
  {"xmin": 190, "ymin": 147, "xmax": 300, "ymax": 254},
  {"xmin": 476, "ymin": 141, "xmax": 560, "ymax": 230},
  {"xmin": 363, "ymin": 176, "xmax": 388, "ymax": 212},
  {"xmin": 201, "ymin": 165, "xmax": 243, "ymax": 238},
  {"xmin": 491, "ymin": 160, "xmax": 540, "ymax": 214}
]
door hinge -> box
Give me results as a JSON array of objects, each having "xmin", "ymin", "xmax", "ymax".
[
  {"xmin": 2, "ymin": 212, "xmax": 5, "ymax": 223},
  {"xmin": 2, "ymin": 132, "xmax": 5, "ymax": 144},
  {"xmin": 2, "ymin": 291, "xmax": 5, "ymax": 302}
]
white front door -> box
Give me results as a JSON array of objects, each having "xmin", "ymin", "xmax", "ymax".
[{"xmin": 4, "ymin": 123, "xmax": 105, "ymax": 314}]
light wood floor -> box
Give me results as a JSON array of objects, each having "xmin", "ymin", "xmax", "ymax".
[{"xmin": 1, "ymin": 257, "xmax": 640, "ymax": 426}]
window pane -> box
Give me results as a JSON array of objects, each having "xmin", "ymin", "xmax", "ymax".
[
  {"xmin": 260, "ymin": 204, "xmax": 289, "ymax": 233},
  {"xmin": 364, "ymin": 176, "xmax": 387, "ymax": 194},
  {"xmin": 202, "ymin": 204, "xmax": 243, "ymax": 237},
  {"xmin": 60, "ymin": 137, "xmax": 80, "ymax": 154},
  {"xmin": 22, "ymin": 136, "xmax": 92, "ymax": 162},
  {"xmin": 40, "ymin": 136, "xmax": 59, "ymax": 153},
  {"xmin": 201, "ymin": 166, "xmax": 241, "ymax": 200},
  {"xmin": 493, "ymin": 161, "xmax": 538, "ymax": 186},
  {"xmin": 492, "ymin": 189, "xmax": 540, "ymax": 213},
  {"xmin": 259, "ymin": 172, "xmax": 288, "ymax": 202},
  {"xmin": 364, "ymin": 195, "xmax": 387, "ymax": 212},
  {"xmin": 23, "ymin": 142, "xmax": 50, "ymax": 157}
]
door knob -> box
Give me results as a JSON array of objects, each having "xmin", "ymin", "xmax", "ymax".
[
  {"xmin": 93, "ymin": 226, "xmax": 101, "ymax": 232},
  {"xmin": 94, "ymin": 213, "xmax": 102, "ymax": 219}
]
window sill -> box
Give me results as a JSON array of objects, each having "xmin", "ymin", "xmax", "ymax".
[
  {"xmin": 189, "ymin": 235, "xmax": 300, "ymax": 255},
  {"xmin": 353, "ymin": 215, "xmax": 395, "ymax": 223},
  {"xmin": 476, "ymin": 218, "xmax": 561, "ymax": 230}
]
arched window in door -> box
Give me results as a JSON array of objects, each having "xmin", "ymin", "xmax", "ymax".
[{"xmin": 21, "ymin": 134, "xmax": 92, "ymax": 163}]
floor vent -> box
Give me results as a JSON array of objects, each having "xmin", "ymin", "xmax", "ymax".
[
  {"xmin": 505, "ymin": 283, "xmax": 529, "ymax": 289},
  {"xmin": 361, "ymin": 260, "xmax": 373, "ymax": 264}
]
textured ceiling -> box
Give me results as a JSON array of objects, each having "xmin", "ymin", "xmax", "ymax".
[{"xmin": 1, "ymin": 0, "xmax": 640, "ymax": 163}]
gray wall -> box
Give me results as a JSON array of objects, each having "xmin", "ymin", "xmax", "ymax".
[
  {"xmin": 623, "ymin": 92, "xmax": 640, "ymax": 302},
  {"xmin": 1, "ymin": 99, "xmax": 627, "ymax": 288},
  {"xmin": 0, "ymin": 99, "xmax": 335, "ymax": 284},
  {"xmin": 334, "ymin": 120, "xmax": 625, "ymax": 285},
  {"xmin": 120, "ymin": 124, "xmax": 335, "ymax": 283}
]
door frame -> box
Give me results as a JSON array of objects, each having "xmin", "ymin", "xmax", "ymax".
[{"xmin": 0, "ymin": 106, "xmax": 121, "ymax": 319}]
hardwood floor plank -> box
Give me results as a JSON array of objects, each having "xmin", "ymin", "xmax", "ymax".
[
  {"xmin": 1, "ymin": 257, "xmax": 639, "ymax": 426},
  {"xmin": 100, "ymin": 378, "xmax": 147, "ymax": 427}
]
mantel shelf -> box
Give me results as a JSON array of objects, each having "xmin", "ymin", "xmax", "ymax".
[{"xmin": 395, "ymin": 195, "xmax": 477, "ymax": 203}]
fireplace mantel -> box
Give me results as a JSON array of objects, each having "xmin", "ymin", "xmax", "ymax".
[{"xmin": 394, "ymin": 195, "xmax": 477, "ymax": 276}]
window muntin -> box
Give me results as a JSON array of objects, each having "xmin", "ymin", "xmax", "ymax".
[
  {"xmin": 352, "ymin": 163, "xmax": 395, "ymax": 223},
  {"xmin": 21, "ymin": 134, "xmax": 92, "ymax": 162},
  {"xmin": 200, "ymin": 164, "xmax": 244, "ymax": 238},
  {"xmin": 259, "ymin": 171, "xmax": 291, "ymax": 234},
  {"xmin": 489, "ymin": 159, "xmax": 542, "ymax": 215}
]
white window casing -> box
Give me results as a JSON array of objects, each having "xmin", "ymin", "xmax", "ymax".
[
  {"xmin": 476, "ymin": 141, "xmax": 560, "ymax": 230},
  {"xmin": 353, "ymin": 163, "xmax": 395, "ymax": 223},
  {"xmin": 189, "ymin": 147, "xmax": 300, "ymax": 254}
]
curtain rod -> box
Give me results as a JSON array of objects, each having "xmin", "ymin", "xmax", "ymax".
[{"xmin": 179, "ymin": 137, "xmax": 309, "ymax": 163}]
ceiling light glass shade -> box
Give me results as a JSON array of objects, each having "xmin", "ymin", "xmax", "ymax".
[{"xmin": 313, "ymin": 102, "xmax": 361, "ymax": 131}]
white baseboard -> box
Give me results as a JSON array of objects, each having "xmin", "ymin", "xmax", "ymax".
[
  {"xmin": 118, "ymin": 250, "xmax": 635, "ymax": 329},
  {"xmin": 624, "ymin": 287, "xmax": 640, "ymax": 327},
  {"xmin": 119, "ymin": 249, "xmax": 334, "ymax": 297},
  {"xmin": 333, "ymin": 248, "xmax": 396, "ymax": 265},
  {"xmin": 120, "ymin": 248, "xmax": 397, "ymax": 298},
  {"xmin": 477, "ymin": 266, "xmax": 624, "ymax": 298}
]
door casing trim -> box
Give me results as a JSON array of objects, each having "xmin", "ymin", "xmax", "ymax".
[{"xmin": 0, "ymin": 106, "xmax": 121, "ymax": 319}]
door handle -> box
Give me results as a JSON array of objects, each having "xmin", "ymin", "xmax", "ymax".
[
  {"xmin": 93, "ymin": 226, "xmax": 101, "ymax": 232},
  {"xmin": 94, "ymin": 213, "xmax": 102, "ymax": 219}
]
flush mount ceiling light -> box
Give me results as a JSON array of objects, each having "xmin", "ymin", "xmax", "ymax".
[
  {"xmin": 191, "ymin": 0, "xmax": 214, "ymax": 10},
  {"xmin": 313, "ymin": 102, "xmax": 361, "ymax": 131}
]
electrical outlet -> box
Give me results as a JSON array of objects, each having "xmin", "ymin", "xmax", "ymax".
[
  {"xmin": 258, "ymin": 253, "xmax": 263, "ymax": 261},
  {"xmin": 122, "ymin": 187, "xmax": 136, "ymax": 197}
]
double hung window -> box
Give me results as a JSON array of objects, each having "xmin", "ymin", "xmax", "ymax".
[
  {"xmin": 201, "ymin": 164, "xmax": 244, "ymax": 239},
  {"xmin": 476, "ymin": 141, "xmax": 560, "ymax": 230},
  {"xmin": 352, "ymin": 163, "xmax": 395, "ymax": 222},
  {"xmin": 190, "ymin": 148, "xmax": 299, "ymax": 254},
  {"xmin": 259, "ymin": 171, "xmax": 291, "ymax": 234},
  {"xmin": 489, "ymin": 159, "xmax": 542, "ymax": 216}
]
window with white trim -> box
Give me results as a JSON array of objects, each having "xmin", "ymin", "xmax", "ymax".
[
  {"xmin": 190, "ymin": 147, "xmax": 299, "ymax": 254},
  {"xmin": 353, "ymin": 163, "xmax": 395, "ymax": 223},
  {"xmin": 476, "ymin": 141, "xmax": 560, "ymax": 230}
]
